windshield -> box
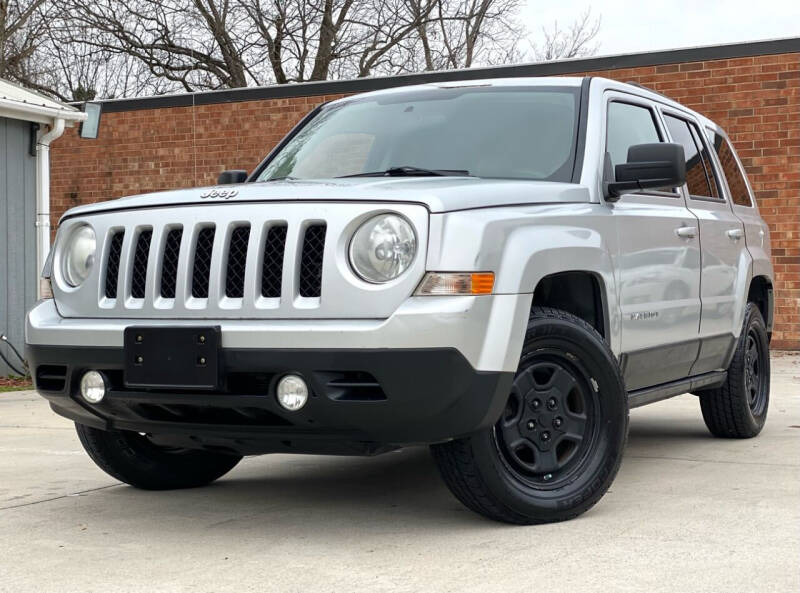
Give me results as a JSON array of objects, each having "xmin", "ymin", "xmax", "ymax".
[{"xmin": 255, "ymin": 86, "xmax": 581, "ymax": 182}]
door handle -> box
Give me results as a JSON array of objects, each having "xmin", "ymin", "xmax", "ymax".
[
  {"xmin": 726, "ymin": 228, "xmax": 744, "ymax": 241},
  {"xmin": 675, "ymin": 226, "xmax": 697, "ymax": 239}
]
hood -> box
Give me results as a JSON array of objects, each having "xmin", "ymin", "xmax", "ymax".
[{"xmin": 62, "ymin": 177, "xmax": 591, "ymax": 220}]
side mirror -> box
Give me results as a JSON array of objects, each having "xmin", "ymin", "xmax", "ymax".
[
  {"xmin": 217, "ymin": 170, "xmax": 248, "ymax": 185},
  {"xmin": 605, "ymin": 143, "xmax": 686, "ymax": 200}
]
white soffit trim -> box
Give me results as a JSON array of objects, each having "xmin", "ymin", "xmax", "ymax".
[{"xmin": 0, "ymin": 78, "xmax": 87, "ymax": 124}]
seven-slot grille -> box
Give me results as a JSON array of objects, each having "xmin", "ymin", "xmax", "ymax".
[{"xmin": 104, "ymin": 221, "xmax": 326, "ymax": 303}]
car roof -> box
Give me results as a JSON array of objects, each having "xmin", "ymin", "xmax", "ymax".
[
  {"xmin": 328, "ymin": 75, "xmax": 724, "ymax": 133},
  {"xmin": 329, "ymin": 76, "xmax": 585, "ymax": 105}
]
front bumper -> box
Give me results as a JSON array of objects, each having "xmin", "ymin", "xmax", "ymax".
[{"xmin": 25, "ymin": 295, "xmax": 530, "ymax": 452}]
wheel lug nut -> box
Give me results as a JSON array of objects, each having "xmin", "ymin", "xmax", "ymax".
[
  {"xmin": 553, "ymin": 417, "xmax": 563, "ymax": 428},
  {"xmin": 527, "ymin": 420, "xmax": 535, "ymax": 430},
  {"xmin": 532, "ymin": 399, "xmax": 541, "ymax": 410},
  {"xmin": 541, "ymin": 431, "xmax": 551, "ymax": 441},
  {"xmin": 547, "ymin": 397, "xmax": 557, "ymax": 409}
]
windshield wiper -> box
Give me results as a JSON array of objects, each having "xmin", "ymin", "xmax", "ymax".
[
  {"xmin": 338, "ymin": 166, "xmax": 471, "ymax": 178},
  {"xmin": 264, "ymin": 175, "xmax": 298, "ymax": 182}
]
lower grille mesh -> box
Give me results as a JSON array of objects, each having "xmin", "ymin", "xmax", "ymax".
[
  {"xmin": 299, "ymin": 224, "xmax": 326, "ymax": 297},
  {"xmin": 225, "ymin": 225, "xmax": 250, "ymax": 298},
  {"xmin": 105, "ymin": 231, "xmax": 124, "ymax": 298},
  {"xmin": 131, "ymin": 230, "xmax": 152, "ymax": 299},
  {"xmin": 261, "ymin": 224, "xmax": 287, "ymax": 298},
  {"xmin": 192, "ymin": 227, "xmax": 216, "ymax": 298},
  {"xmin": 160, "ymin": 228, "xmax": 183, "ymax": 298}
]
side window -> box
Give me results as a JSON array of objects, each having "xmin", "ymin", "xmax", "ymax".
[
  {"xmin": 689, "ymin": 123, "xmax": 721, "ymax": 198},
  {"xmin": 663, "ymin": 114, "xmax": 720, "ymax": 199},
  {"xmin": 606, "ymin": 102, "xmax": 662, "ymax": 170},
  {"xmin": 709, "ymin": 131, "xmax": 754, "ymax": 207}
]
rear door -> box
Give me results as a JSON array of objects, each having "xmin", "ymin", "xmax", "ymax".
[
  {"xmin": 706, "ymin": 128, "xmax": 772, "ymax": 333},
  {"xmin": 603, "ymin": 94, "xmax": 702, "ymax": 390},
  {"xmin": 660, "ymin": 110, "xmax": 747, "ymax": 374}
]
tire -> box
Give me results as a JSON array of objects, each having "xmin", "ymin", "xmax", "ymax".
[
  {"xmin": 699, "ymin": 302, "xmax": 770, "ymax": 438},
  {"xmin": 75, "ymin": 423, "xmax": 242, "ymax": 490},
  {"xmin": 431, "ymin": 306, "xmax": 628, "ymax": 524}
]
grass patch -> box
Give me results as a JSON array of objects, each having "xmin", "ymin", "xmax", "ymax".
[{"xmin": 0, "ymin": 376, "xmax": 33, "ymax": 392}]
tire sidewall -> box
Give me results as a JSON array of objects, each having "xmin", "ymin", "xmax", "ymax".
[
  {"xmin": 734, "ymin": 304, "xmax": 770, "ymax": 431},
  {"xmin": 469, "ymin": 316, "xmax": 628, "ymax": 518},
  {"xmin": 76, "ymin": 424, "xmax": 242, "ymax": 489}
]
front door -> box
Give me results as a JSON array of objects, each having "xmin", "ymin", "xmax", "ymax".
[{"xmin": 603, "ymin": 95, "xmax": 702, "ymax": 390}]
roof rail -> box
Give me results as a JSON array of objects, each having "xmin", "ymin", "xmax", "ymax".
[{"xmin": 625, "ymin": 81, "xmax": 671, "ymax": 100}]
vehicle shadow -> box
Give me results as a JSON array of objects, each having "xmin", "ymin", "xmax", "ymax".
[
  {"xmin": 76, "ymin": 414, "xmax": 721, "ymax": 533},
  {"xmin": 95, "ymin": 445, "xmax": 501, "ymax": 532}
]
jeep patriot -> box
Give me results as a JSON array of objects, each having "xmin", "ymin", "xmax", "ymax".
[{"xmin": 26, "ymin": 77, "xmax": 773, "ymax": 524}]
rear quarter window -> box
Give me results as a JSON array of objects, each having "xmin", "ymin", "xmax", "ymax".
[{"xmin": 708, "ymin": 131, "xmax": 754, "ymax": 207}]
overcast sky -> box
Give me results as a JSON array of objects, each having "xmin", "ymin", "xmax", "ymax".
[{"xmin": 523, "ymin": 0, "xmax": 800, "ymax": 56}]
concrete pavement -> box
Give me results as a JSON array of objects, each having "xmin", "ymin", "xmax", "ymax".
[{"xmin": 1, "ymin": 353, "xmax": 798, "ymax": 593}]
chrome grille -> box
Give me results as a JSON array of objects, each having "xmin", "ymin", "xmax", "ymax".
[{"xmin": 99, "ymin": 217, "xmax": 329, "ymax": 307}]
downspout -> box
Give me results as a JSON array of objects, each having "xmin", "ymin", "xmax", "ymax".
[{"xmin": 35, "ymin": 118, "xmax": 65, "ymax": 298}]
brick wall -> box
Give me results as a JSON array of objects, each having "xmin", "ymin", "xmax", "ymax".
[{"xmin": 49, "ymin": 47, "xmax": 800, "ymax": 348}]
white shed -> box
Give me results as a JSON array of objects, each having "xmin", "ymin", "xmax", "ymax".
[{"xmin": 0, "ymin": 78, "xmax": 86, "ymax": 376}]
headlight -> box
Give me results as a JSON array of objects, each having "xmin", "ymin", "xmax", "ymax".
[
  {"xmin": 349, "ymin": 214, "xmax": 416, "ymax": 283},
  {"xmin": 62, "ymin": 224, "xmax": 96, "ymax": 287}
]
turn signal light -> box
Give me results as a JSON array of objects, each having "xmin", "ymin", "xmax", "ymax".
[{"xmin": 415, "ymin": 272, "xmax": 495, "ymax": 296}]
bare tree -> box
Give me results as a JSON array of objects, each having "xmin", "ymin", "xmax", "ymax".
[
  {"xmin": 60, "ymin": 0, "xmax": 256, "ymax": 91},
  {"xmin": 240, "ymin": 0, "xmax": 361, "ymax": 83},
  {"xmin": 240, "ymin": 0, "xmax": 437, "ymax": 82},
  {"xmin": 532, "ymin": 9, "xmax": 600, "ymax": 61},
  {"xmin": 2, "ymin": 0, "xmax": 602, "ymax": 100},
  {"xmin": 0, "ymin": 0, "xmax": 48, "ymax": 88}
]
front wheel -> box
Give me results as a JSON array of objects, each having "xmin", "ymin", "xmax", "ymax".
[
  {"xmin": 76, "ymin": 424, "xmax": 242, "ymax": 490},
  {"xmin": 432, "ymin": 307, "xmax": 628, "ymax": 524}
]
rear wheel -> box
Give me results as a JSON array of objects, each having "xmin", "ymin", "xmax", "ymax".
[
  {"xmin": 699, "ymin": 302, "xmax": 770, "ymax": 438},
  {"xmin": 76, "ymin": 423, "xmax": 242, "ymax": 489},
  {"xmin": 432, "ymin": 307, "xmax": 628, "ymax": 524}
]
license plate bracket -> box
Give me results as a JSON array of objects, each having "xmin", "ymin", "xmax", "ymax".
[{"xmin": 124, "ymin": 326, "xmax": 221, "ymax": 390}]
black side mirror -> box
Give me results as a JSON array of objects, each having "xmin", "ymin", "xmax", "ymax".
[
  {"xmin": 217, "ymin": 170, "xmax": 248, "ymax": 185},
  {"xmin": 605, "ymin": 143, "xmax": 686, "ymax": 200}
]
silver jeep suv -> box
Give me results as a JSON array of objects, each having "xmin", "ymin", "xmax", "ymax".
[{"xmin": 26, "ymin": 76, "xmax": 773, "ymax": 524}]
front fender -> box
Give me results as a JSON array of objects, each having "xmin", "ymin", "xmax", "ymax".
[{"xmin": 427, "ymin": 204, "xmax": 621, "ymax": 353}]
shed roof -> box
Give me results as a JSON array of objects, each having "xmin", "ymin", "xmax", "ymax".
[{"xmin": 0, "ymin": 78, "xmax": 86, "ymax": 125}]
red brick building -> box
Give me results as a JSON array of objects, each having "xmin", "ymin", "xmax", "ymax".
[{"xmin": 50, "ymin": 38, "xmax": 800, "ymax": 348}]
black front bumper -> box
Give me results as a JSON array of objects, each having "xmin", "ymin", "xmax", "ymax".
[{"xmin": 26, "ymin": 344, "xmax": 512, "ymax": 455}]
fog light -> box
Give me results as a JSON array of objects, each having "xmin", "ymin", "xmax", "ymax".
[
  {"xmin": 276, "ymin": 374, "xmax": 308, "ymax": 411},
  {"xmin": 80, "ymin": 370, "xmax": 107, "ymax": 404}
]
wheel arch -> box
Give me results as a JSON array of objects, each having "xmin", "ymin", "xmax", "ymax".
[
  {"xmin": 747, "ymin": 274, "xmax": 774, "ymax": 340},
  {"xmin": 532, "ymin": 271, "xmax": 610, "ymax": 342}
]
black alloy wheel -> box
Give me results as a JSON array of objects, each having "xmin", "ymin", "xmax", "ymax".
[
  {"xmin": 431, "ymin": 306, "xmax": 628, "ymax": 524},
  {"xmin": 495, "ymin": 355, "xmax": 599, "ymax": 489}
]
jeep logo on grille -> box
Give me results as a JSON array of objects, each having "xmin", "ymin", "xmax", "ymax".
[{"xmin": 200, "ymin": 188, "xmax": 239, "ymax": 199}]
